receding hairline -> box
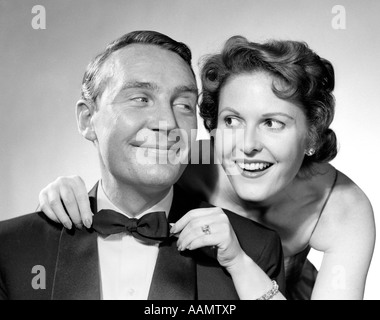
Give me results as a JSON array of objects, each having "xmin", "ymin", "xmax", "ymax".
[
  {"xmin": 92, "ymin": 44, "xmax": 198, "ymax": 103},
  {"xmin": 81, "ymin": 30, "xmax": 197, "ymax": 106},
  {"xmin": 103, "ymin": 43, "xmax": 195, "ymax": 67}
]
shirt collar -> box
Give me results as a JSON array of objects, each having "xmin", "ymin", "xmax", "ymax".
[{"xmin": 96, "ymin": 180, "xmax": 173, "ymax": 219}]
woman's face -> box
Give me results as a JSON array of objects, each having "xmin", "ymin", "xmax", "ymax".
[{"xmin": 215, "ymin": 72, "xmax": 309, "ymax": 202}]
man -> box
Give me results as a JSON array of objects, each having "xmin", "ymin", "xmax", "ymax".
[{"xmin": 0, "ymin": 31, "xmax": 284, "ymax": 300}]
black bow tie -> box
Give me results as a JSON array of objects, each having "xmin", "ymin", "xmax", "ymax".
[{"xmin": 92, "ymin": 209, "xmax": 170, "ymax": 244}]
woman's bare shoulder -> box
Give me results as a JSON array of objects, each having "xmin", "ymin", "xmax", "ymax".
[
  {"xmin": 332, "ymin": 166, "xmax": 373, "ymax": 213},
  {"xmin": 309, "ymin": 163, "xmax": 375, "ymax": 250},
  {"xmin": 301, "ymin": 163, "xmax": 372, "ymax": 208}
]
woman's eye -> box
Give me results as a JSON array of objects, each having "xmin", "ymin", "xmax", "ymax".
[
  {"xmin": 264, "ymin": 119, "xmax": 285, "ymax": 130},
  {"xmin": 224, "ymin": 117, "xmax": 240, "ymax": 127}
]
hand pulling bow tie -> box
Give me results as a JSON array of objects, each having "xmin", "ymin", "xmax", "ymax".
[{"xmin": 92, "ymin": 209, "xmax": 170, "ymax": 244}]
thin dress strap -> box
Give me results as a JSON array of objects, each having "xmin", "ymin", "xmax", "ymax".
[{"xmin": 309, "ymin": 168, "xmax": 339, "ymax": 239}]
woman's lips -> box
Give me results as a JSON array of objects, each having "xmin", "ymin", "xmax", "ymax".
[{"xmin": 234, "ymin": 161, "xmax": 274, "ymax": 178}]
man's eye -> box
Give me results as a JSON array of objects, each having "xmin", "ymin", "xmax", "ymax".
[
  {"xmin": 224, "ymin": 117, "xmax": 240, "ymax": 127},
  {"xmin": 175, "ymin": 103, "xmax": 194, "ymax": 111},
  {"xmin": 264, "ymin": 119, "xmax": 285, "ymax": 130},
  {"xmin": 132, "ymin": 97, "xmax": 149, "ymax": 103}
]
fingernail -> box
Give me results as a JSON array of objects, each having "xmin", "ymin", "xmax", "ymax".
[
  {"xmin": 63, "ymin": 221, "xmax": 72, "ymax": 230},
  {"xmin": 84, "ymin": 219, "xmax": 92, "ymax": 228},
  {"xmin": 170, "ymin": 225, "xmax": 176, "ymax": 234},
  {"xmin": 75, "ymin": 223, "xmax": 83, "ymax": 230}
]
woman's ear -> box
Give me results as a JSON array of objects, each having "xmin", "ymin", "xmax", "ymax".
[{"xmin": 76, "ymin": 99, "xmax": 97, "ymax": 142}]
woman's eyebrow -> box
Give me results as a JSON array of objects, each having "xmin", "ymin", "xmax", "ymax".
[
  {"xmin": 218, "ymin": 107, "xmax": 241, "ymax": 116},
  {"xmin": 262, "ymin": 112, "xmax": 295, "ymax": 120}
]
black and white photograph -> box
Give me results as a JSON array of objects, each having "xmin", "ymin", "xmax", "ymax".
[{"xmin": 0, "ymin": 0, "xmax": 379, "ymax": 302}]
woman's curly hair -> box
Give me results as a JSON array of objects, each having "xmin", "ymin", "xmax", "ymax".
[{"xmin": 199, "ymin": 36, "xmax": 338, "ymax": 172}]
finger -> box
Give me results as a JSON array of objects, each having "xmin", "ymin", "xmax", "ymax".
[
  {"xmin": 42, "ymin": 190, "xmax": 72, "ymax": 229},
  {"xmin": 46, "ymin": 190, "xmax": 74, "ymax": 229},
  {"xmin": 38, "ymin": 192, "xmax": 60, "ymax": 223},
  {"xmin": 175, "ymin": 208, "xmax": 228, "ymax": 244},
  {"xmin": 177, "ymin": 219, "xmax": 216, "ymax": 250},
  {"xmin": 169, "ymin": 223, "xmax": 180, "ymax": 237},
  {"xmin": 75, "ymin": 193, "xmax": 92, "ymax": 228},
  {"xmin": 60, "ymin": 186, "xmax": 83, "ymax": 229},
  {"xmin": 171, "ymin": 208, "xmax": 216, "ymax": 234},
  {"xmin": 70, "ymin": 177, "xmax": 92, "ymax": 228},
  {"xmin": 179, "ymin": 215, "xmax": 234, "ymax": 251},
  {"xmin": 185, "ymin": 232, "xmax": 224, "ymax": 251}
]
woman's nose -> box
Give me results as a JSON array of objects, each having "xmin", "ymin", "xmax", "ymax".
[{"xmin": 242, "ymin": 127, "xmax": 263, "ymax": 155}]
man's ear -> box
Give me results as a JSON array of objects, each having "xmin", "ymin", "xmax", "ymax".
[{"xmin": 76, "ymin": 99, "xmax": 97, "ymax": 142}]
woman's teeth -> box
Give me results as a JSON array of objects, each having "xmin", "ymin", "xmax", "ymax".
[{"xmin": 236, "ymin": 162, "xmax": 272, "ymax": 171}]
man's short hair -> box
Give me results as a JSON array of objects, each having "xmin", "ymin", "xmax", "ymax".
[{"xmin": 81, "ymin": 30, "xmax": 195, "ymax": 104}]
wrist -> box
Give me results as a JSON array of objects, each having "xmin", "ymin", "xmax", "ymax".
[
  {"xmin": 224, "ymin": 251, "xmax": 250, "ymax": 274},
  {"xmin": 225, "ymin": 253, "xmax": 281, "ymax": 300}
]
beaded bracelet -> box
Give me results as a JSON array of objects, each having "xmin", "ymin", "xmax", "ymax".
[{"xmin": 256, "ymin": 280, "xmax": 279, "ymax": 300}]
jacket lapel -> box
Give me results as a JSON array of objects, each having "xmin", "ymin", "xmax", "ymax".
[
  {"xmin": 52, "ymin": 183, "xmax": 200, "ymax": 300},
  {"xmin": 51, "ymin": 184, "xmax": 101, "ymax": 300},
  {"xmin": 147, "ymin": 237, "xmax": 196, "ymax": 300},
  {"xmin": 148, "ymin": 184, "xmax": 198, "ymax": 300}
]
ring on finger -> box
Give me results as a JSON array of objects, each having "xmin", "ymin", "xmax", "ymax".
[{"xmin": 201, "ymin": 224, "xmax": 211, "ymax": 235}]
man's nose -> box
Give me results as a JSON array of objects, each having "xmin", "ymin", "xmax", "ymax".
[{"xmin": 147, "ymin": 102, "xmax": 177, "ymax": 132}]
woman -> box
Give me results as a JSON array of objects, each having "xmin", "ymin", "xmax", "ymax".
[{"xmin": 38, "ymin": 36, "xmax": 375, "ymax": 299}]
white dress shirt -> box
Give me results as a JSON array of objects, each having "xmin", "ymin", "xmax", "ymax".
[{"xmin": 96, "ymin": 181, "xmax": 173, "ymax": 300}]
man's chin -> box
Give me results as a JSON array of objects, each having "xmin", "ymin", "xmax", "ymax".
[{"xmin": 136, "ymin": 164, "xmax": 185, "ymax": 186}]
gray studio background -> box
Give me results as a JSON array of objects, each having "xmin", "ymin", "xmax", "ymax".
[{"xmin": 1, "ymin": 0, "xmax": 379, "ymax": 299}]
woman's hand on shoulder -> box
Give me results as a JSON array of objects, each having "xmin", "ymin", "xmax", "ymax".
[
  {"xmin": 38, "ymin": 176, "xmax": 92, "ymax": 229},
  {"xmin": 170, "ymin": 207, "xmax": 245, "ymax": 270},
  {"xmin": 170, "ymin": 207, "xmax": 286, "ymax": 299}
]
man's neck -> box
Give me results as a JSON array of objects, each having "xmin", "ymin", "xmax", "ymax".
[{"xmin": 100, "ymin": 178, "xmax": 172, "ymax": 217}]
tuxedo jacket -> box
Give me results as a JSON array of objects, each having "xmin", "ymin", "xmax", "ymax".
[{"xmin": 0, "ymin": 183, "xmax": 285, "ymax": 300}]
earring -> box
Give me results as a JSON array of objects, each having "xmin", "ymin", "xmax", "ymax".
[{"xmin": 305, "ymin": 148, "xmax": 315, "ymax": 156}]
